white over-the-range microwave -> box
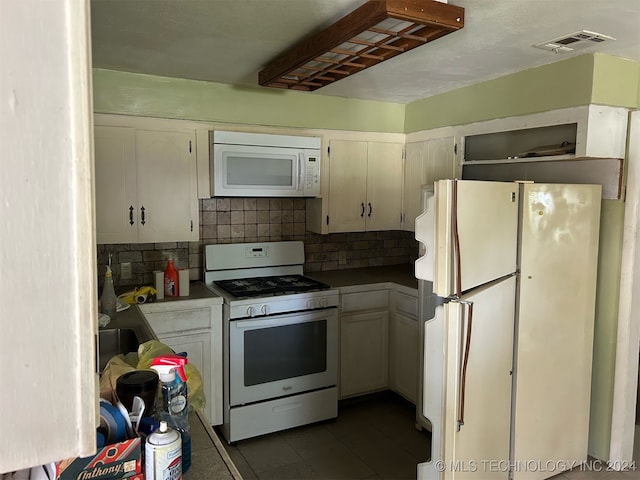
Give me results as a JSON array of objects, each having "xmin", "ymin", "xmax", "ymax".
[{"xmin": 210, "ymin": 131, "xmax": 322, "ymax": 197}]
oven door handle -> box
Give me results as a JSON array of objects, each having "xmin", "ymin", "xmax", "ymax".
[
  {"xmin": 234, "ymin": 309, "xmax": 335, "ymax": 329},
  {"xmin": 235, "ymin": 319, "xmax": 283, "ymax": 329}
]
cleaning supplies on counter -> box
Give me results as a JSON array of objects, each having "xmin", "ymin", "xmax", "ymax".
[
  {"xmin": 144, "ymin": 421, "xmax": 182, "ymax": 480},
  {"xmin": 163, "ymin": 258, "xmax": 179, "ymax": 297},
  {"xmin": 154, "ymin": 271, "xmax": 165, "ymax": 300},
  {"xmin": 118, "ymin": 286, "xmax": 158, "ymax": 305},
  {"xmin": 150, "ymin": 355, "xmax": 191, "ymax": 473},
  {"xmin": 115, "ymin": 370, "xmax": 159, "ymax": 417},
  {"xmin": 178, "ymin": 269, "xmax": 190, "ymax": 297},
  {"xmin": 100, "ymin": 255, "xmax": 118, "ymax": 322}
]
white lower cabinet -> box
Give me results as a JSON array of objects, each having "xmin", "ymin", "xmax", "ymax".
[
  {"xmin": 338, "ymin": 284, "xmax": 419, "ymax": 402},
  {"xmin": 139, "ymin": 298, "xmax": 223, "ymax": 425},
  {"xmin": 339, "ymin": 287, "xmax": 389, "ymax": 398},
  {"xmin": 389, "ymin": 289, "xmax": 419, "ymax": 403}
]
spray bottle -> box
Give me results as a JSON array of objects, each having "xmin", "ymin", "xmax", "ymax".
[
  {"xmin": 100, "ymin": 254, "xmax": 117, "ymax": 322},
  {"xmin": 144, "ymin": 420, "xmax": 181, "ymax": 480},
  {"xmin": 164, "ymin": 257, "xmax": 179, "ymax": 297},
  {"xmin": 150, "ymin": 355, "xmax": 191, "ymax": 473}
]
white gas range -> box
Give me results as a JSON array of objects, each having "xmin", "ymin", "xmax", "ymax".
[{"xmin": 204, "ymin": 241, "xmax": 339, "ymax": 443}]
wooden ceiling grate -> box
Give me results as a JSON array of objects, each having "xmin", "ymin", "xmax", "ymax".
[{"xmin": 258, "ymin": 0, "xmax": 464, "ymax": 92}]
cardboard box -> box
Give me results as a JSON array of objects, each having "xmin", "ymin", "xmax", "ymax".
[{"xmin": 55, "ymin": 437, "xmax": 142, "ymax": 480}]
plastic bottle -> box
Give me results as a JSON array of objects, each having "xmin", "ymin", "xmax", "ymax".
[
  {"xmin": 100, "ymin": 263, "xmax": 117, "ymax": 322},
  {"xmin": 144, "ymin": 420, "xmax": 182, "ymax": 480},
  {"xmin": 164, "ymin": 258, "xmax": 179, "ymax": 297},
  {"xmin": 151, "ymin": 355, "xmax": 191, "ymax": 473}
]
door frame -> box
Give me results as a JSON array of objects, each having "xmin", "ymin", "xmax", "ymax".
[{"xmin": 609, "ymin": 110, "xmax": 640, "ymax": 466}]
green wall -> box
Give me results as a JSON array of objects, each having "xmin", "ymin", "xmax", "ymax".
[
  {"xmin": 404, "ymin": 53, "xmax": 640, "ymax": 133},
  {"xmin": 92, "ymin": 69, "xmax": 405, "ymax": 133},
  {"xmin": 591, "ymin": 54, "xmax": 640, "ymax": 108}
]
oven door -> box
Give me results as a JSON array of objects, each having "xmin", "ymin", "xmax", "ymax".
[{"xmin": 229, "ymin": 308, "xmax": 338, "ymax": 406}]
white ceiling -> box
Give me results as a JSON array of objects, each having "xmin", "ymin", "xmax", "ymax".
[{"xmin": 90, "ymin": 0, "xmax": 640, "ymax": 104}]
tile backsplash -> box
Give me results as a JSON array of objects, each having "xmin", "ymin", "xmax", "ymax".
[{"xmin": 98, "ymin": 197, "xmax": 418, "ymax": 292}]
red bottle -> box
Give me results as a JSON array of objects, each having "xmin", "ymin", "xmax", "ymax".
[{"xmin": 164, "ymin": 258, "xmax": 179, "ymax": 297}]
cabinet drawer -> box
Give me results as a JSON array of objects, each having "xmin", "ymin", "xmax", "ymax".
[
  {"xmin": 393, "ymin": 292, "xmax": 418, "ymax": 318},
  {"xmin": 341, "ymin": 290, "xmax": 389, "ymax": 313},
  {"xmin": 144, "ymin": 307, "xmax": 211, "ymax": 335}
]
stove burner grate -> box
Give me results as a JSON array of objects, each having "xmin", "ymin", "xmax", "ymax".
[{"xmin": 214, "ymin": 275, "xmax": 330, "ymax": 299}]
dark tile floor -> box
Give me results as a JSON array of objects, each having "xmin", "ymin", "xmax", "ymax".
[
  {"xmin": 217, "ymin": 391, "xmax": 430, "ymax": 480},
  {"xmin": 217, "ymin": 392, "xmax": 640, "ymax": 480}
]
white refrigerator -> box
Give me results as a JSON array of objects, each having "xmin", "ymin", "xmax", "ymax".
[{"xmin": 415, "ymin": 180, "xmax": 601, "ymax": 480}]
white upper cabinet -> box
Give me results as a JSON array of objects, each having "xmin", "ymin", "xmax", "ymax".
[
  {"xmin": 94, "ymin": 116, "xmax": 200, "ymax": 243},
  {"xmin": 366, "ymin": 142, "xmax": 404, "ymax": 231},
  {"xmin": 459, "ymin": 105, "xmax": 628, "ymax": 199},
  {"xmin": 94, "ymin": 126, "xmax": 138, "ymax": 243},
  {"xmin": 461, "ymin": 105, "xmax": 628, "ymax": 162},
  {"xmin": 327, "ymin": 139, "xmax": 403, "ymax": 233},
  {"xmin": 135, "ymin": 130, "xmax": 199, "ymax": 243},
  {"xmin": 402, "ymin": 136, "xmax": 458, "ymax": 232},
  {"xmin": 327, "ymin": 140, "xmax": 368, "ymax": 232}
]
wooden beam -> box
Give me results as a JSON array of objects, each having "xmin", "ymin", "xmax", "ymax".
[{"xmin": 258, "ymin": 0, "xmax": 464, "ymax": 91}]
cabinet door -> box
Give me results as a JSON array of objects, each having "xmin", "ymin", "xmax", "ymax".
[
  {"xmin": 328, "ymin": 140, "xmax": 368, "ymax": 232},
  {"xmin": 403, "ymin": 137, "xmax": 457, "ymax": 232},
  {"xmin": 390, "ymin": 312, "xmax": 418, "ymax": 403},
  {"xmin": 158, "ymin": 331, "xmax": 215, "ymax": 425},
  {"xmin": 136, "ymin": 130, "xmax": 199, "ymax": 242},
  {"xmin": 428, "ymin": 137, "xmax": 457, "ymax": 184},
  {"xmin": 366, "ymin": 142, "xmax": 403, "ymax": 231},
  {"xmin": 340, "ymin": 310, "xmax": 389, "ymax": 398},
  {"xmin": 403, "ymin": 141, "xmax": 427, "ymax": 232},
  {"xmin": 94, "ymin": 126, "xmax": 137, "ymax": 243}
]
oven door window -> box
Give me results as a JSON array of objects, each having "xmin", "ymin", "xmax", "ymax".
[{"xmin": 244, "ymin": 320, "xmax": 327, "ymax": 386}]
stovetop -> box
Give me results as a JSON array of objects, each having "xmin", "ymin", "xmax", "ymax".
[{"xmin": 213, "ymin": 274, "xmax": 331, "ymax": 299}]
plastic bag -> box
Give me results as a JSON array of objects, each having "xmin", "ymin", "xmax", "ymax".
[{"xmin": 136, "ymin": 340, "xmax": 207, "ymax": 413}]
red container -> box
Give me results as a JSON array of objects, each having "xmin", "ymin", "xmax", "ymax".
[{"xmin": 164, "ymin": 259, "xmax": 179, "ymax": 297}]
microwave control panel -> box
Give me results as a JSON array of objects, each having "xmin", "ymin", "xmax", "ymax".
[{"xmin": 304, "ymin": 155, "xmax": 320, "ymax": 194}]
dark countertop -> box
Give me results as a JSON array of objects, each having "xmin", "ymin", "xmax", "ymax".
[
  {"xmin": 152, "ymin": 281, "xmax": 222, "ymax": 303},
  {"xmin": 100, "ymin": 283, "xmax": 240, "ymax": 480},
  {"xmin": 306, "ymin": 264, "xmax": 418, "ymax": 290}
]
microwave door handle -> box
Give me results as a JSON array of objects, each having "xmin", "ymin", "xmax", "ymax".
[{"xmin": 297, "ymin": 153, "xmax": 304, "ymax": 191}]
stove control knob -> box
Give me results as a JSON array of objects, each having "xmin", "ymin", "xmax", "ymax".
[
  {"xmin": 307, "ymin": 299, "xmax": 315, "ymax": 309},
  {"xmin": 320, "ymin": 297, "xmax": 328, "ymax": 308},
  {"xmin": 261, "ymin": 304, "xmax": 269, "ymax": 315},
  {"xmin": 246, "ymin": 306, "xmax": 255, "ymax": 317}
]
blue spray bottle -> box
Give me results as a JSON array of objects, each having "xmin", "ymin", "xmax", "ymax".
[{"xmin": 151, "ymin": 355, "xmax": 191, "ymax": 473}]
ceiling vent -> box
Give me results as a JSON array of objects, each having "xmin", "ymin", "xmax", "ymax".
[{"xmin": 533, "ymin": 30, "xmax": 615, "ymax": 53}]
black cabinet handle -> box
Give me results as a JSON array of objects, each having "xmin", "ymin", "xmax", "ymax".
[
  {"xmin": 140, "ymin": 206, "xmax": 146, "ymax": 225},
  {"xmin": 360, "ymin": 203, "xmax": 365, "ymax": 217},
  {"xmin": 368, "ymin": 203, "xmax": 372, "ymax": 217},
  {"xmin": 129, "ymin": 205, "xmax": 134, "ymax": 225}
]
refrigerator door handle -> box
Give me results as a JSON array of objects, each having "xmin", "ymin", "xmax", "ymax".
[
  {"xmin": 457, "ymin": 300, "xmax": 474, "ymax": 431},
  {"xmin": 452, "ymin": 179, "xmax": 463, "ymax": 297}
]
